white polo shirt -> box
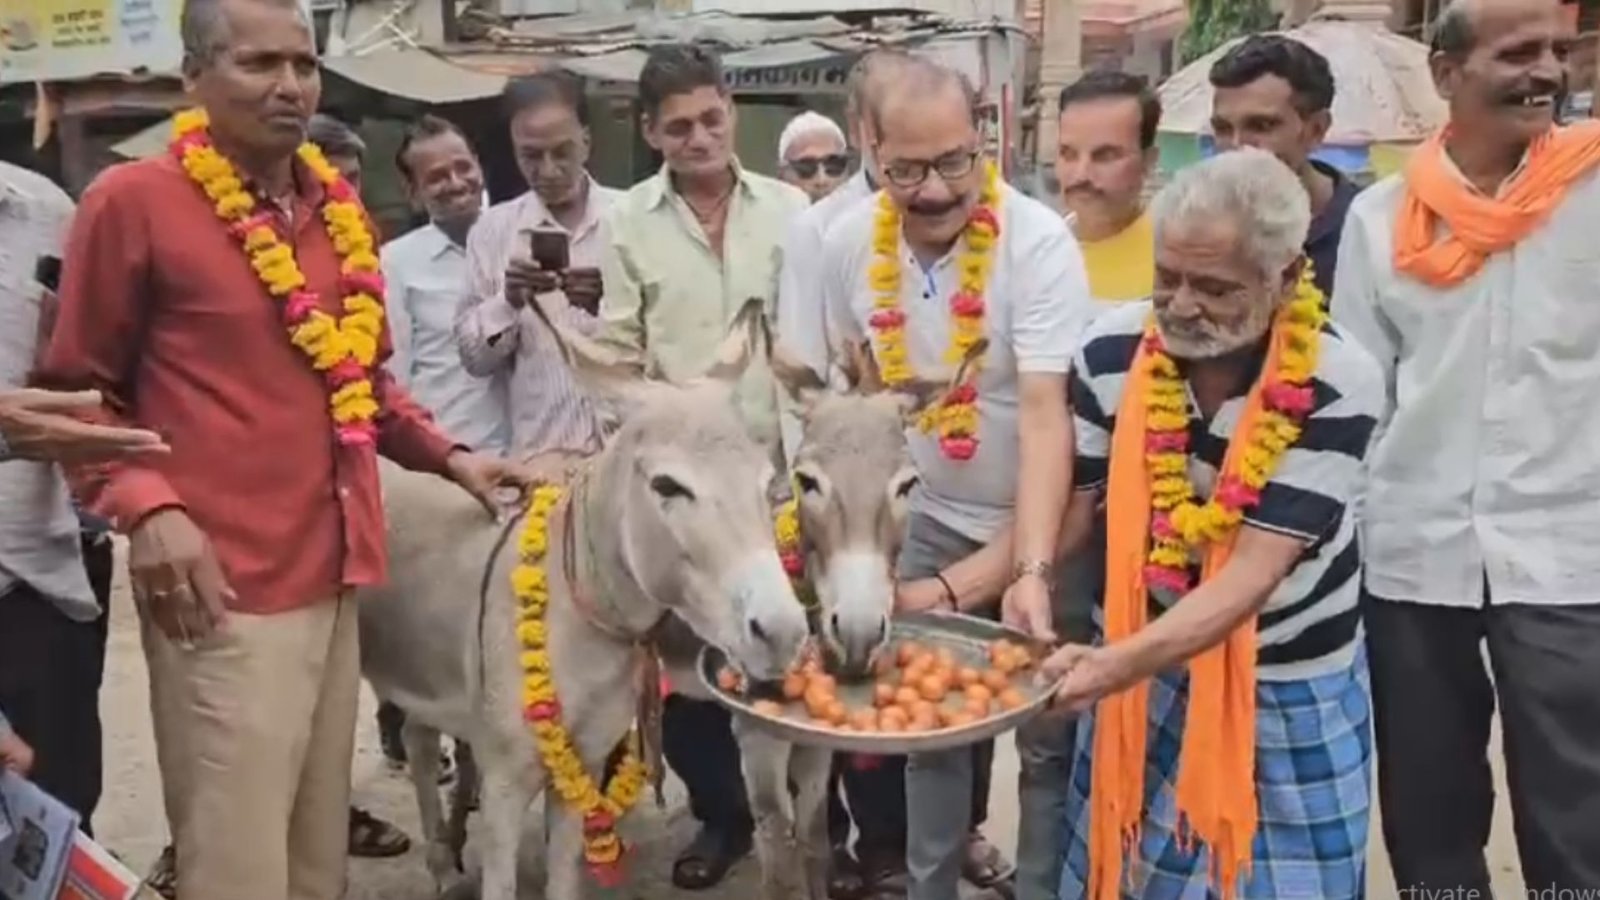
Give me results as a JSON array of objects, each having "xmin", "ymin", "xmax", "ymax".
[{"xmin": 821, "ymin": 184, "xmax": 1095, "ymax": 541}]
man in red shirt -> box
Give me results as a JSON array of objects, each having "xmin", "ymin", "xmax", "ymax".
[{"xmin": 36, "ymin": 0, "xmax": 530, "ymax": 897}]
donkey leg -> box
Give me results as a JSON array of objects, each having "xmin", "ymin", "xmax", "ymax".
[
  {"xmin": 443, "ymin": 742, "xmax": 479, "ymax": 874},
  {"xmin": 477, "ymin": 749, "xmax": 538, "ymax": 900},
  {"xmin": 737, "ymin": 723, "xmax": 805, "ymax": 900},
  {"xmin": 542, "ymin": 788, "xmax": 586, "ymax": 900},
  {"xmin": 790, "ymin": 743, "xmax": 834, "ymax": 900},
  {"xmin": 402, "ymin": 720, "xmax": 455, "ymax": 890}
]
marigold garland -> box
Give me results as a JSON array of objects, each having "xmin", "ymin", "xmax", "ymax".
[
  {"xmin": 512, "ymin": 484, "xmax": 649, "ymax": 886},
  {"xmin": 169, "ymin": 108, "xmax": 384, "ymax": 445},
  {"xmin": 1140, "ymin": 269, "xmax": 1327, "ymax": 592},
  {"xmin": 866, "ymin": 161, "xmax": 1002, "ymax": 462},
  {"xmin": 774, "ymin": 496, "xmax": 820, "ymax": 609}
]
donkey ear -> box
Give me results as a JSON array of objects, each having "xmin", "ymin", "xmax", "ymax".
[
  {"xmin": 528, "ymin": 293, "xmax": 649, "ymax": 407},
  {"xmin": 840, "ymin": 340, "xmax": 885, "ymax": 395},
  {"xmin": 892, "ymin": 336, "xmax": 989, "ymax": 422},
  {"xmin": 703, "ymin": 297, "xmax": 769, "ymax": 383},
  {"xmin": 769, "ymin": 340, "xmax": 827, "ymax": 412},
  {"xmin": 946, "ymin": 336, "xmax": 989, "ymax": 392}
]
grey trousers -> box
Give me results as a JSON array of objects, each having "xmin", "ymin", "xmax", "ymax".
[{"xmin": 900, "ymin": 513, "xmax": 1097, "ymax": 900}]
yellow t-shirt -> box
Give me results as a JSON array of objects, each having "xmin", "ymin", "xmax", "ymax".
[{"xmin": 1078, "ymin": 212, "xmax": 1154, "ymax": 305}]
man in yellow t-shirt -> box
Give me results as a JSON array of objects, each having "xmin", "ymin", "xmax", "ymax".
[{"xmin": 1055, "ymin": 71, "xmax": 1160, "ymax": 306}]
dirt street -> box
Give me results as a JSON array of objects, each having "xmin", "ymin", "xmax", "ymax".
[{"xmin": 92, "ymin": 545, "xmax": 1524, "ymax": 899}]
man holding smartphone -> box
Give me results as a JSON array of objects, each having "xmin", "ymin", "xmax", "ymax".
[{"xmin": 456, "ymin": 72, "xmax": 622, "ymax": 458}]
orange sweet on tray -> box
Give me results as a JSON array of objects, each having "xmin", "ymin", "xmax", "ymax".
[{"xmin": 722, "ymin": 633, "xmax": 1044, "ymax": 737}]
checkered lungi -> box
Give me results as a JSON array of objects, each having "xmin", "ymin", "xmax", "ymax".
[{"xmin": 1057, "ymin": 646, "xmax": 1372, "ymax": 899}]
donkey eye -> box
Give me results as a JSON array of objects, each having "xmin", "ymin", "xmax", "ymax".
[
  {"xmin": 894, "ymin": 476, "xmax": 920, "ymax": 498},
  {"xmin": 795, "ymin": 472, "xmax": 822, "ymax": 494},
  {"xmin": 650, "ymin": 475, "xmax": 695, "ymax": 501}
]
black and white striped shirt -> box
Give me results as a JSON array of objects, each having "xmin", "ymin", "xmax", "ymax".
[{"xmin": 1069, "ymin": 301, "xmax": 1385, "ymax": 680}]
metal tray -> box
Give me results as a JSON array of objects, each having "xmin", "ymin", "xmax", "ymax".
[{"xmin": 697, "ymin": 611, "xmax": 1066, "ymax": 754}]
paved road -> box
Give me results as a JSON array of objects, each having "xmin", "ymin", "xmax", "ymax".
[{"xmin": 93, "ymin": 549, "xmax": 1524, "ymax": 899}]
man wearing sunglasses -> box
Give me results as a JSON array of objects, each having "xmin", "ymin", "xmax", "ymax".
[
  {"xmin": 778, "ymin": 111, "xmax": 852, "ymax": 203},
  {"xmin": 819, "ymin": 59, "xmax": 1095, "ymax": 900}
]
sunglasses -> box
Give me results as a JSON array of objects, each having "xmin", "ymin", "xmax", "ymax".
[{"xmin": 787, "ymin": 154, "xmax": 850, "ymax": 179}]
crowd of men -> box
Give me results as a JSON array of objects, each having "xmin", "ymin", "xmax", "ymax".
[{"xmin": 1, "ymin": 0, "xmax": 1598, "ymax": 897}]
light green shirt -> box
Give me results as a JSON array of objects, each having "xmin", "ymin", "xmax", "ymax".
[{"xmin": 596, "ymin": 163, "xmax": 809, "ymax": 450}]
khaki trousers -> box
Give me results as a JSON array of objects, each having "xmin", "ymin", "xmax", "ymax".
[{"xmin": 140, "ymin": 594, "xmax": 360, "ymax": 900}]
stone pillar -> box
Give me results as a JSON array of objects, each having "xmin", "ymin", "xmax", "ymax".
[{"xmin": 1034, "ymin": 0, "xmax": 1082, "ymax": 171}]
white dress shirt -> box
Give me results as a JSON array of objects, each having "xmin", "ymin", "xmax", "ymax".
[
  {"xmin": 0, "ymin": 162, "xmax": 97, "ymax": 621},
  {"xmin": 455, "ymin": 180, "xmax": 622, "ymax": 457},
  {"xmin": 821, "ymin": 184, "xmax": 1096, "ymax": 542},
  {"xmin": 381, "ymin": 223, "xmax": 511, "ymax": 454},
  {"xmin": 1333, "ymin": 166, "xmax": 1600, "ymax": 607}
]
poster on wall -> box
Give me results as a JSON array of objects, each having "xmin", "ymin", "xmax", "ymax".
[{"xmin": 0, "ymin": 0, "xmax": 184, "ymax": 83}]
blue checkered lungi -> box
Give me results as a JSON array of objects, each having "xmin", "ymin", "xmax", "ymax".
[{"xmin": 1058, "ymin": 646, "xmax": 1372, "ymax": 899}]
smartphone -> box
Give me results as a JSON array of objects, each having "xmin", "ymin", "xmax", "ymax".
[
  {"xmin": 34, "ymin": 255, "xmax": 61, "ymax": 292},
  {"xmin": 529, "ymin": 227, "xmax": 570, "ymax": 272}
]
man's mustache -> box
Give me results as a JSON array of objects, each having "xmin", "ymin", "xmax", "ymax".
[
  {"xmin": 1062, "ymin": 183, "xmax": 1103, "ymax": 198},
  {"xmin": 907, "ymin": 197, "xmax": 964, "ymax": 217}
]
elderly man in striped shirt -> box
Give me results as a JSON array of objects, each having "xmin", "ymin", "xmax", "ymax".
[
  {"xmin": 455, "ymin": 72, "xmax": 622, "ymax": 460},
  {"xmin": 1038, "ymin": 148, "xmax": 1384, "ymax": 899}
]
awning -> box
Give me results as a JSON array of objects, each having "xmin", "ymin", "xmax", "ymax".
[
  {"xmin": 111, "ymin": 117, "xmax": 171, "ymax": 159},
  {"xmin": 322, "ymin": 50, "xmax": 508, "ymax": 103}
]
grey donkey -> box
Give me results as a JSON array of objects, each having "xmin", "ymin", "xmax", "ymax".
[
  {"xmin": 659, "ymin": 336, "xmax": 970, "ymax": 900},
  {"xmin": 357, "ymin": 300, "xmax": 813, "ymax": 900}
]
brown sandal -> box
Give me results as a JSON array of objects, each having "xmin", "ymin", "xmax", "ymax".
[
  {"xmin": 348, "ymin": 806, "xmax": 412, "ymax": 858},
  {"xmin": 962, "ymin": 831, "xmax": 1016, "ymax": 888},
  {"xmin": 145, "ymin": 846, "xmax": 177, "ymax": 899}
]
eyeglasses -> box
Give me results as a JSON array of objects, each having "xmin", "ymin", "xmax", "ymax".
[
  {"xmin": 786, "ymin": 154, "xmax": 850, "ymax": 179},
  {"xmin": 880, "ymin": 150, "xmax": 980, "ymax": 188}
]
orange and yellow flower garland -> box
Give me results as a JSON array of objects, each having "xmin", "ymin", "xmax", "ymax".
[
  {"xmin": 1141, "ymin": 270, "xmax": 1326, "ymax": 592},
  {"xmin": 775, "ymin": 498, "xmax": 805, "ymax": 581},
  {"xmin": 866, "ymin": 161, "xmax": 1002, "ymax": 461},
  {"xmin": 512, "ymin": 484, "xmax": 649, "ymax": 886},
  {"xmin": 774, "ymin": 497, "xmax": 818, "ymax": 609},
  {"xmin": 170, "ymin": 109, "xmax": 385, "ymax": 445}
]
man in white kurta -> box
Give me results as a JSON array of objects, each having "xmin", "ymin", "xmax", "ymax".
[{"xmin": 1332, "ymin": 0, "xmax": 1600, "ymax": 891}]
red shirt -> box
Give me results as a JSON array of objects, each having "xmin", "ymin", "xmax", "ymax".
[{"xmin": 37, "ymin": 154, "xmax": 458, "ymax": 615}]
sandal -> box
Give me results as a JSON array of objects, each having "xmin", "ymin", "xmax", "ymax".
[
  {"xmin": 348, "ymin": 806, "xmax": 412, "ymax": 858},
  {"xmin": 145, "ymin": 845, "xmax": 177, "ymax": 899},
  {"xmin": 670, "ymin": 826, "xmax": 751, "ymax": 890},
  {"xmin": 826, "ymin": 844, "xmax": 867, "ymax": 900},
  {"xmin": 856, "ymin": 845, "xmax": 908, "ymax": 897},
  {"xmin": 961, "ymin": 831, "xmax": 1015, "ymax": 889}
]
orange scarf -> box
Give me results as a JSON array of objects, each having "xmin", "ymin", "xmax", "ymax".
[
  {"xmin": 1395, "ymin": 121, "xmax": 1600, "ymax": 287},
  {"xmin": 1090, "ymin": 323, "xmax": 1285, "ymax": 900}
]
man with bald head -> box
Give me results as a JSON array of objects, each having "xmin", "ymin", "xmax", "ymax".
[
  {"xmin": 819, "ymin": 59, "xmax": 1095, "ymax": 900},
  {"xmin": 37, "ymin": 0, "xmax": 531, "ymax": 897},
  {"xmin": 1334, "ymin": 0, "xmax": 1600, "ymax": 891}
]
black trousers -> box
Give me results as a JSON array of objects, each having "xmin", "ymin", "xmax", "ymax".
[
  {"xmin": 662, "ymin": 694, "xmax": 754, "ymax": 837},
  {"xmin": 0, "ymin": 535, "xmax": 113, "ymax": 835},
  {"xmin": 1366, "ymin": 592, "xmax": 1600, "ymax": 894}
]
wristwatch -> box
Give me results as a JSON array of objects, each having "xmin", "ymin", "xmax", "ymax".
[{"xmin": 1011, "ymin": 558, "xmax": 1054, "ymax": 587}]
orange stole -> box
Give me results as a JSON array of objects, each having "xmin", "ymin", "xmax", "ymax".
[
  {"xmin": 1087, "ymin": 318, "xmax": 1301, "ymax": 900},
  {"xmin": 1394, "ymin": 122, "xmax": 1600, "ymax": 287}
]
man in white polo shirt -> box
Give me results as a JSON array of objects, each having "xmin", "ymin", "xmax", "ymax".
[{"xmin": 819, "ymin": 59, "xmax": 1094, "ymax": 900}]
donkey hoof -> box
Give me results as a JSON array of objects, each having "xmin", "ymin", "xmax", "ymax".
[{"xmin": 425, "ymin": 840, "xmax": 459, "ymax": 886}]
